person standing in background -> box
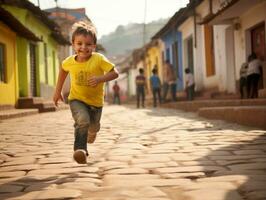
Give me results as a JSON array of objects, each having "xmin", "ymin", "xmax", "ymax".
[
  {"xmin": 246, "ymin": 53, "xmax": 262, "ymax": 98},
  {"xmin": 184, "ymin": 68, "xmax": 195, "ymax": 101},
  {"xmin": 135, "ymin": 68, "xmax": 146, "ymax": 108},
  {"xmin": 112, "ymin": 81, "xmax": 121, "ymax": 105},
  {"xmin": 150, "ymin": 68, "xmax": 162, "ymax": 107},
  {"xmin": 162, "ymin": 60, "xmax": 177, "ymax": 102}
]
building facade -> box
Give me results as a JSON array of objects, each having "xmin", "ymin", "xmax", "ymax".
[{"xmin": 0, "ymin": 0, "xmax": 68, "ymax": 106}]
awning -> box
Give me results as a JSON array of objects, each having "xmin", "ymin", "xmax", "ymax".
[
  {"xmin": 0, "ymin": 7, "xmax": 41, "ymax": 41},
  {"xmin": 0, "ymin": 0, "xmax": 70, "ymax": 45},
  {"xmin": 199, "ymin": 0, "xmax": 263, "ymax": 25}
]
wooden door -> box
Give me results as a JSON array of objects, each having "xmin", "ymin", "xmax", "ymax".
[
  {"xmin": 204, "ymin": 25, "xmax": 215, "ymax": 77},
  {"xmin": 172, "ymin": 41, "xmax": 179, "ymax": 78},
  {"xmin": 187, "ymin": 37, "xmax": 194, "ymax": 74},
  {"xmin": 251, "ymin": 23, "xmax": 265, "ymax": 61},
  {"xmin": 251, "ymin": 23, "xmax": 265, "ymax": 89}
]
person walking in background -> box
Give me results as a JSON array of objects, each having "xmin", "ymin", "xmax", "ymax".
[
  {"xmin": 184, "ymin": 68, "xmax": 195, "ymax": 101},
  {"xmin": 162, "ymin": 60, "xmax": 177, "ymax": 102},
  {"xmin": 112, "ymin": 81, "xmax": 121, "ymax": 105},
  {"xmin": 135, "ymin": 68, "xmax": 146, "ymax": 108},
  {"xmin": 53, "ymin": 21, "xmax": 119, "ymax": 164},
  {"xmin": 239, "ymin": 61, "xmax": 248, "ymax": 99},
  {"xmin": 246, "ymin": 52, "xmax": 262, "ymax": 98},
  {"xmin": 150, "ymin": 68, "xmax": 162, "ymax": 107}
]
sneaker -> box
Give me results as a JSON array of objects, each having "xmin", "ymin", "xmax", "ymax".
[
  {"xmin": 87, "ymin": 132, "xmax": 97, "ymax": 143},
  {"xmin": 73, "ymin": 149, "xmax": 87, "ymax": 164}
]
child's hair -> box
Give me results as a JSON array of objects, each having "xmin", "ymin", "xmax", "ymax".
[
  {"xmin": 139, "ymin": 68, "xmax": 144, "ymax": 74},
  {"xmin": 152, "ymin": 68, "xmax": 157, "ymax": 74},
  {"xmin": 185, "ymin": 68, "xmax": 191, "ymax": 74},
  {"xmin": 71, "ymin": 21, "xmax": 97, "ymax": 44}
]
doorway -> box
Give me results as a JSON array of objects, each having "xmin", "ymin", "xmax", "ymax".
[
  {"xmin": 251, "ymin": 22, "xmax": 265, "ymax": 89},
  {"xmin": 187, "ymin": 36, "xmax": 194, "ymax": 74},
  {"xmin": 251, "ymin": 23, "xmax": 265, "ymax": 61},
  {"xmin": 29, "ymin": 43, "xmax": 37, "ymax": 97}
]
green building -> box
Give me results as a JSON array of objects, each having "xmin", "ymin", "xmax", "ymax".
[{"xmin": 0, "ymin": 0, "xmax": 69, "ymax": 107}]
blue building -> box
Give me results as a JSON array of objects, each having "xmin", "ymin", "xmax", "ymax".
[{"xmin": 152, "ymin": 6, "xmax": 196, "ymax": 92}]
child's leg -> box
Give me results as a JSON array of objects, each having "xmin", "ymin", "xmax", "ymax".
[
  {"xmin": 246, "ymin": 75, "xmax": 252, "ymax": 98},
  {"xmin": 191, "ymin": 84, "xmax": 195, "ymax": 100},
  {"xmin": 87, "ymin": 106, "xmax": 102, "ymax": 143},
  {"xmin": 136, "ymin": 89, "xmax": 140, "ymax": 108},
  {"xmin": 118, "ymin": 94, "xmax": 121, "ymax": 105},
  {"xmin": 158, "ymin": 88, "xmax": 162, "ymax": 104},
  {"xmin": 188, "ymin": 86, "xmax": 192, "ymax": 101},
  {"xmin": 69, "ymin": 100, "xmax": 90, "ymax": 159},
  {"xmin": 141, "ymin": 87, "xmax": 145, "ymax": 107},
  {"xmin": 152, "ymin": 89, "xmax": 156, "ymax": 107}
]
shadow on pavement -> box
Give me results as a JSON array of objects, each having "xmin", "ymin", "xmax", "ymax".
[
  {"xmin": 196, "ymin": 132, "xmax": 266, "ymax": 200},
  {"xmin": 0, "ymin": 174, "xmax": 78, "ymax": 199},
  {"xmin": 129, "ymin": 104, "xmax": 266, "ymax": 199}
]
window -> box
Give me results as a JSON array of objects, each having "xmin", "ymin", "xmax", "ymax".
[{"xmin": 0, "ymin": 43, "xmax": 6, "ymax": 83}]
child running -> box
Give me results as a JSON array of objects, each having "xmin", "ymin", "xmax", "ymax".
[{"xmin": 53, "ymin": 21, "xmax": 119, "ymax": 164}]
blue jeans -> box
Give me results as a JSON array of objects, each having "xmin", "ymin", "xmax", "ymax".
[
  {"xmin": 152, "ymin": 88, "xmax": 161, "ymax": 107},
  {"xmin": 69, "ymin": 100, "xmax": 102, "ymax": 154}
]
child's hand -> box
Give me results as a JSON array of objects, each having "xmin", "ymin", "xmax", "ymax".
[
  {"xmin": 53, "ymin": 92, "xmax": 63, "ymax": 107},
  {"xmin": 88, "ymin": 76, "xmax": 100, "ymax": 87}
]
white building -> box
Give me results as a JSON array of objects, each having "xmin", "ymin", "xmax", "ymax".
[
  {"xmin": 200, "ymin": 0, "xmax": 266, "ymax": 96},
  {"xmin": 178, "ymin": 0, "xmax": 265, "ymax": 98}
]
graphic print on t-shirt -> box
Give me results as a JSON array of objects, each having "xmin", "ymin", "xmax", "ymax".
[{"xmin": 75, "ymin": 70, "xmax": 93, "ymax": 86}]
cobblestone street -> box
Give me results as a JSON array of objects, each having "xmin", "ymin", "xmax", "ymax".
[{"xmin": 0, "ymin": 105, "xmax": 266, "ymax": 200}]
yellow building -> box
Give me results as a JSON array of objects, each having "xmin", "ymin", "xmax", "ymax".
[
  {"xmin": 0, "ymin": 21, "xmax": 17, "ymax": 105},
  {"xmin": 0, "ymin": 2, "xmax": 68, "ymax": 108},
  {"xmin": 144, "ymin": 39, "xmax": 164, "ymax": 92}
]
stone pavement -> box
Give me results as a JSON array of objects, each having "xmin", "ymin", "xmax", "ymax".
[{"xmin": 0, "ymin": 105, "xmax": 266, "ymax": 200}]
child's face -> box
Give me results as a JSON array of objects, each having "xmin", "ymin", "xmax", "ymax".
[{"xmin": 72, "ymin": 34, "xmax": 96, "ymax": 61}]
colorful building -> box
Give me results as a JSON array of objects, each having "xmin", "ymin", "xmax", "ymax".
[
  {"xmin": 144, "ymin": 40, "xmax": 164, "ymax": 92},
  {"xmin": 201, "ymin": 0, "xmax": 266, "ymax": 97},
  {"xmin": 0, "ymin": 0, "xmax": 68, "ymax": 107},
  {"xmin": 153, "ymin": 7, "xmax": 196, "ymax": 92}
]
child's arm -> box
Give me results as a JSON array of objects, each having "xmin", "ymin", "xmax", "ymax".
[
  {"xmin": 53, "ymin": 68, "xmax": 69, "ymax": 106},
  {"xmin": 89, "ymin": 68, "xmax": 119, "ymax": 87}
]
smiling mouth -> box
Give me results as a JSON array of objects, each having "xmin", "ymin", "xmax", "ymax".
[{"xmin": 79, "ymin": 51, "xmax": 90, "ymax": 54}]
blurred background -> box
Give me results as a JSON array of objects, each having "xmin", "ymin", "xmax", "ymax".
[{"xmin": 0, "ymin": 0, "xmax": 265, "ymax": 112}]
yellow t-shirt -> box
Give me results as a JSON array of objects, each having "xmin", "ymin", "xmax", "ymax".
[{"xmin": 62, "ymin": 52, "xmax": 114, "ymax": 107}]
